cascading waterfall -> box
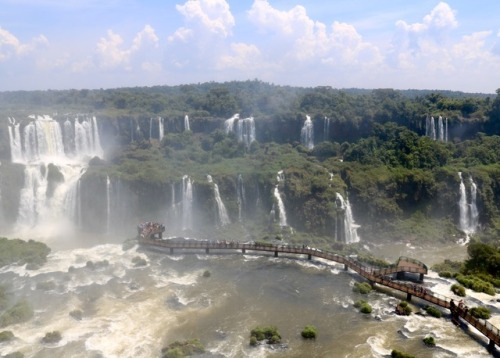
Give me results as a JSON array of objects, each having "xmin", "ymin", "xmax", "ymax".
[
  {"xmin": 438, "ymin": 116, "xmax": 444, "ymax": 141},
  {"xmin": 324, "ymin": 116, "xmax": 330, "ymax": 141},
  {"xmin": 8, "ymin": 115, "xmax": 103, "ymax": 236},
  {"xmin": 207, "ymin": 175, "xmax": 230, "ymax": 226},
  {"xmin": 274, "ymin": 170, "xmax": 288, "ymax": 227},
  {"xmin": 184, "ymin": 115, "xmax": 190, "ymax": 132},
  {"xmin": 430, "ymin": 116, "xmax": 436, "ymax": 140},
  {"xmin": 182, "ymin": 175, "xmax": 193, "ymax": 231},
  {"xmin": 445, "ymin": 118, "xmax": 448, "ymax": 142},
  {"xmin": 225, "ymin": 114, "xmax": 256, "ymax": 148},
  {"xmin": 458, "ymin": 172, "xmax": 479, "ymax": 237},
  {"xmin": 149, "ymin": 118, "xmax": 153, "ymax": 141},
  {"xmin": 236, "ymin": 174, "xmax": 246, "ymax": 222},
  {"xmin": 335, "ymin": 193, "xmax": 360, "ymax": 244},
  {"xmin": 159, "ymin": 117, "xmax": 164, "ymax": 141},
  {"xmin": 301, "ymin": 115, "xmax": 314, "ymax": 150},
  {"xmin": 8, "ymin": 118, "xmax": 23, "ymax": 163}
]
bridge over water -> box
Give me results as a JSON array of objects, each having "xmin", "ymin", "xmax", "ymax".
[{"xmin": 139, "ymin": 237, "xmax": 500, "ymax": 351}]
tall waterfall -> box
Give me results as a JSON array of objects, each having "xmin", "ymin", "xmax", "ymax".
[
  {"xmin": 324, "ymin": 116, "xmax": 330, "ymax": 141},
  {"xmin": 445, "ymin": 118, "xmax": 448, "ymax": 142},
  {"xmin": 438, "ymin": 116, "xmax": 444, "ymax": 141},
  {"xmin": 430, "ymin": 116, "xmax": 436, "ymax": 140},
  {"xmin": 182, "ymin": 175, "xmax": 193, "ymax": 231},
  {"xmin": 184, "ymin": 115, "xmax": 190, "ymax": 131},
  {"xmin": 207, "ymin": 175, "xmax": 230, "ymax": 226},
  {"xmin": 458, "ymin": 172, "xmax": 479, "ymax": 236},
  {"xmin": 274, "ymin": 171, "xmax": 288, "ymax": 227},
  {"xmin": 335, "ymin": 193, "xmax": 360, "ymax": 244},
  {"xmin": 224, "ymin": 114, "xmax": 256, "ymax": 148},
  {"xmin": 149, "ymin": 118, "xmax": 153, "ymax": 141},
  {"xmin": 236, "ymin": 174, "xmax": 246, "ymax": 222},
  {"xmin": 301, "ymin": 115, "xmax": 314, "ymax": 150},
  {"xmin": 159, "ymin": 117, "xmax": 164, "ymax": 141},
  {"xmin": 8, "ymin": 115, "xmax": 103, "ymax": 236}
]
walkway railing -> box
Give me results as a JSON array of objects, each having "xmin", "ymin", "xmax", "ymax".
[{"xmin": 139, "ymin": 238, "xmax": 499, "ymax": 347}]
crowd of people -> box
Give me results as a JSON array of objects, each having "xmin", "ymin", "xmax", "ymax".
[{"xmin": 137, "ymin": 221, "xmax": 165, "ymax": 239}]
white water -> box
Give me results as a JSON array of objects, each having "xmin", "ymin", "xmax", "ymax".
[
  {"xmin": 106, "ymin": 175, "xmax": 111, "ymax": 234},
  {"xmin": 445, "ymin": 117, "xmax": 448, "ymax": 142},
  {"xmin": 438, "ymin": 115, "xmax": 444, "ymax": 141},
  {"xmin": 300, "ymin": 115, "xmax": 314, "ymax": 150},
  {"xmin": 207, "ymin": 175, "xmax": 230, "ymax": 226},
  {"xmin": 159, "ymin": 117, "xmax": 164, "ymax": 141},
  {"xmin": 224, "ymin": 113, "xmax": 256, "ymax": 148},
  {"xmin": 430, "ymin": 116, "xmax": 436, "ymax": 140},
  {"xmin": 458, "ymin": 172, "xmax": 479, "ymax": 238},
  {"xmin": 184, "ymin": 115, "xmax": 190, "ymax": 132},
  {"xmin": 274, "ymin": 186, "xmax": 288, "ymax": 227},
  {"xmin": 335, "ymin": 192, "xmax": 360, "ymax": 243},
  {"xmin": 324, "ymin": 116, "xmax": 330, "ymax": 141},
  {"xmin": 181, "ymin": 175, "xmax": 193, "ymax": 231},
  {"xmin": 8, "ymin": 115, "xmax": 103, "ymax": 237}
]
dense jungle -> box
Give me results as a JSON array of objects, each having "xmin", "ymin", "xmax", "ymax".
[{"xmin": 0, "ymin": 80, "xmax": 499, "ymax": 247}]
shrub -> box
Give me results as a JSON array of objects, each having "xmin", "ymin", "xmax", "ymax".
[
  {"xmin": 425, "ymin": 306, "xmax": 442, "ymax": 318},
  {"xmin": 451, "ymin": 284, "xmax": 466, "ymax": 297},
  {"xmin": 0, "ymin": 330, "xmax": 14, "ymax": 342},
  {"xmin": 422, "ymin": 336, "xmax": 436, "ymax": 346},
  {"xmin": 301, "ymin": 325, "xmax": 317, "ymax": 339},
  {"xmin": 250, "ymin": 325, "xmax": 281, "ymax": 345},
  {"xmin": 391, "ymin": 349, "xmax": 415, "ymax": 358},
  {"xmin": 353, "ymin": 282, "xmax": 372, "ymax": 294},
  {"xmin": 249, "ymin": 336, "xmax": 258, "ymax": 346},
  {"xmin": 455, "ymin": 274, "xmax": 496, "ymax": 295},
  {"xmin": 42, "ymin": 331, "xmax": 62, "ymax": 344},
  {"xmin": 396, "ymin": 301, "xmax": 412, "ymax": 316},
  {"xmin": 0, "ymin": 300, "xmax": 34, "ymax": 327},
  {"xmin": 161, "ymin": 339, "xmax": 204, "ymax": 357},
  {"xmin": 469, "ymin": 307, "xmax": 491, "ymax": 319},
  {"xmin": 438, "ymin": 271, "xmax": 453, "ymax": 278},
  {"xmin": 132, "ymin": 256, "xmax": 147, "ymax": 267},
  {"xmin": 0, "ymin": 238, "xmax": 50, "ymax": 269},
  {"xmin": 354, "ymin": 300, "xmax": 372, "ymax": 314}
]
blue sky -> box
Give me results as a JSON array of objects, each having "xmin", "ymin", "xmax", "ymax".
[{"xmin": 0, "ymin": 0, "xmax": 499, "ymax": 93}]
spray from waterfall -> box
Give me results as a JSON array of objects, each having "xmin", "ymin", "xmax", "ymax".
[
  {"xmin": 324, "ymin": 116, "xmax": 330, "ymax": 141},
  {"xmin": 207, "ymin": 175, "xmax": 230, "ymax": 226},
  {"xmin": 184, "ymin": 115, "xmax": 190, "ymax": 132},
  {"xmin": 301, "ymin": 115, "xmax": 314, "ymax": 150},
  {"xmin": 224, "ymin": 114, "xmax": 255, "ymax": 148},
  {"xmin": 106, "ymin": 175, "xmax": 111, "ymax": 234},
  {"xmin": 273, "ymin": 171, "xmax": 288, "ymax": 227}
]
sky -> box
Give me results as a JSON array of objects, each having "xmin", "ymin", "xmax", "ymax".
[{"xmin": 0, "ymin": 0, "xmax": 499, "ymax": 93}]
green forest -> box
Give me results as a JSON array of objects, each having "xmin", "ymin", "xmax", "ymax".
[{"xmin": 0, "ymin": 81, "xmax": 499, "ymax": 248}]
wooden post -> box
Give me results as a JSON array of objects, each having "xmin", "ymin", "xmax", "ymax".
[
  {"xmin": 206, "ymin": 248, "xmax": 209, "ymax": 254},
  {"xmin": 274, "ymin": 251, "xmax": 278, "ymax": 257},
  {"xmin": 406, "ymin": 293, "xmax": 412, "ymax": 302},
  {"xmin": 169, "ymin": 247, "xmax": 173, "ymax": 254},
  {"xmin": 308, "ymin": 254, "xmax": 312, "ymax": 260},
  {"xmin": 242, "ymin": 248, "xmax": 246, "ymax": 253}
]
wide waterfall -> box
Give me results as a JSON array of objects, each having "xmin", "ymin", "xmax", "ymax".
[
  {"xmin": 301, "ymin": 115, "xmax": 314, "ymax": 150},
  {"xmin": 184, "ymin": 115, "xmax": 190, "ymax": 131},
  {"xmin": 274, "ymin": 170, "xmax": 288, "ymax": 227},
  {"xmin": 7, "ymin": 115, "xmax": 103, "ymax": 236},
  {"xmin": 458, "ymin": 172, "xmax": 479, "ymax": 237},
  {"xmin": 224, "ymin": 114, "xmax": 256, "ymax": 148},
  {"xmin": 207, "ymin": 175, "xmax": 230, "ymax": 226},
  {"xmin": 182, "ymin": 175, "xmax": 193, "ymax": 231},
  {"xmin": 335, "ymin": 193, "xmax": 360, "ymax": 244}
]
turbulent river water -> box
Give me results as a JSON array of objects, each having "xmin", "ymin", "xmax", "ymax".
[{"xmin": 0, "ymin": 237, "xmax": 497, "ymax": 358}]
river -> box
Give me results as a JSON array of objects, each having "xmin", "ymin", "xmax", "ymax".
[{"xmin": 0, "ymin": 237, "xmax": 496, "ymax": 357}]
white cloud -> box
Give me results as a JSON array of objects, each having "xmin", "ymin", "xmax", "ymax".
[
  {"xmin": 0, "ymin": 27, "xmax": 48, "ymax": 61},
  {"xmin": 174, "ymin": 0, "xmax": 235, "ymax": 38},
  {"xmin": 168, "ymin": 27, "xmax": 193, "ymax": 43},
  {"xmin": 396, "ymin": 2, "xmax": 457, "ymax": 33},
  {"xmin": 96, "ymin": 25, "xmax": 159, "ymax": 70},
  {"xmin": 217, "ymin": 42, "xmax": 263, "ymax": 70}
]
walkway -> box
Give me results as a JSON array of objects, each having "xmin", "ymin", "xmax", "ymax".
[{"xmin": 139, "ymin": 237, "xmax": 499, "ymax": 350}]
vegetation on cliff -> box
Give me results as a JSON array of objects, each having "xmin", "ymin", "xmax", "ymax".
[{"xmin": 0, "ymin": 238, "xmax": 50, "ymax": 269}]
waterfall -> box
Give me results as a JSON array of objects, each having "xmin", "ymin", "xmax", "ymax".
[
  {"xmin": 438, "ymin": 116, "xmax": 444, "ymax": 141},
  {"xmin": 182, "ymin": 175, "xmax": 193, "ymax": 231},
  {"xmin": 8, "ymin": 115, "xmax": 103, "ymax": 236},
  {"xmin": 335, "ymin": 193, "xmax": 360, "ymax": 244},
  {"xmin": 225, "ymin": 114, "xmax": 255, "ymax": 148},
  {"xmin": 149, "ymin": 118, "xmax": 153, "ymax": 141},
  {"xmin": 458, "ymin": 172, "xmax": 479, "ymax": 237},
  {"xmin": 430, "ymin": 116, "xmax": 436, "ymax": 140},
  {"xmin": 8, "ymin": 118, "xmax": 23, "ymax": 163},
  {"xmin": 273, "ymin": 187, "xmax": 288, "ymax": 227},
  {"xmin": 184, "ymin": 115, "xmax": 190, "ymax": 132},
  {"xmin": 207, "ymin": 175, "xmax": 230, "ymax": 226},
  {"xmin": 236, "ymin": 174, "xmax": 246, "ymax": 222},
  {"xmin": 301, "ymin": 115, "xmax": 314, "ymax": 150},
  {"xmin": 324, "ymin": 116, "xmax": 330, "ymax": 141},
  {"xmin": 159, "ymin": 117, "xmax": 164, "ymax": 141}
]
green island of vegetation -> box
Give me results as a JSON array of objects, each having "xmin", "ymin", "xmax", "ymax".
[
  {"xmin": 0, "ymin": 237, "xmax": 50, "ymax": 270},
  {"xmin": 249, "ymin": 325, "xmax": 282, "ymax": 346},
  {"xmin": 301, "ymin": 325, "xmax": 317, "ymax": 339},
  {"xmin": 354, "ymin": 300, "xmax": 372, "ymax": 314},
  {"xmin": 161, "ymin": 339, "xmax": 205, "ymax": 358}
]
